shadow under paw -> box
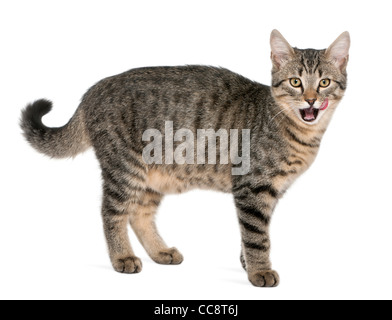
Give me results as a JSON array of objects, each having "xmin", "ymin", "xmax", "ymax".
[
  {"xmin": 152, "ymin": 247, "xmax": 184, "ymax": 265},
  {"xmin": 112, "ymin": 256, "xmax": 143, "ymax": 274},
  {"xmin": 248, "ymin": 270, "xmax": 280, "ymax": 288}
]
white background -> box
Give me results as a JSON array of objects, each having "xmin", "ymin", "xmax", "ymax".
[{"xmin": 1, "ymin": 0, "xmax": 391, "ymax": 300}]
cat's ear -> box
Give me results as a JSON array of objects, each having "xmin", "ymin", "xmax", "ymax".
[
  {"xmin": 270, "ymin": 29, "xmax": 295, "ymax": 70},
  {"xmin": 326, "ymin": 31, "xmax": 351, "ymax": 71}
]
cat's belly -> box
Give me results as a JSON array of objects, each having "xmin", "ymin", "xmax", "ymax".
[{"xmin": 146, "ymin": 168, "xmax": 233, "ymax": 194}]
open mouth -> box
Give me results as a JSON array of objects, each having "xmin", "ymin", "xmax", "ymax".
[
  {"xmin": 299, "ymin": 99, "xmax": 329, "ymax": 123},
  {"xmin": 300, "ymin": 106, "xmax": 319, "ymax": 122}
]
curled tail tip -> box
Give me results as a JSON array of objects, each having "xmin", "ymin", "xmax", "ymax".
[
  {"xmin": 21, "ymin": 99, "xmax": 53, "ymax": 131},
  {"xmin": 20, "ymin": 99, "xmax": 56, "ymax": 157},
  {"xmin": 21, "ymin": 99, "xmax": 90, "ymax": 158}
]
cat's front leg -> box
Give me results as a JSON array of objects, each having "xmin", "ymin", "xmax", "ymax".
[{"xmin": 233, "ymin": 183, "xmax": 280, "ymax": 287}]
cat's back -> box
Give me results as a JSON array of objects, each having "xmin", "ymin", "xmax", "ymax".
[
  {"xmin": 121, "ymin": 65, "xmax": 259, "ymax": 91},
  {"xmin": 83, "ymin": 65, "xmax": 269, "ymax": 106},
  {"xmin": 83, "ymin": 66, "xmax": 272, "ymax": 131}
]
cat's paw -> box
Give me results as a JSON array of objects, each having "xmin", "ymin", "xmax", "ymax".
[
  {"xmin": 112, "ymin": 256, "xmax": 143, "ymax": 274},
  {"xmin": 248, "ymin": 270, "xmax": 280, "ymax": 287},
  {"xmin": 152, "ymin": 247, "xmax": 184, "ymax": 265}
]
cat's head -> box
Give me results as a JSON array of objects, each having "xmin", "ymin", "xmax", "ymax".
[{"xmin": 270, "ymin": 30, "xmax": 350, "ymax": 126}]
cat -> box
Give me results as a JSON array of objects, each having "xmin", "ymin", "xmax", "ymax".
[{"xmin": 20, "ymin": 30, "xmax": 350, "ymax": 287}]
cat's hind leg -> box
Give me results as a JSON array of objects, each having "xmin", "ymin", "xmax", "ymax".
[
  {"xmin": 100, "ymin": 155, "xmax": 149, "ymax": 274},
  {"xmin": 129, "ymin": 189, "xmax": 184, "ymax": 265},
  {"xmin": 101, "ymin": 176, "xmax": 145, "ymax": 274}
]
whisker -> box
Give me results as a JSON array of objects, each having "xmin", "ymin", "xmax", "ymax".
[
  {"xmin": 275, "ymin": 109, "xmax": 291, "ymax": 128},
  {"xmin": 269, "ymin": 109, "xmax": 287, "ymax": 123}
]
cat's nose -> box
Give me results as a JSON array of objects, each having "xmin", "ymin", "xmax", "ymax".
[{"xmin": 305, "ymin": 99, "xmax": 317, "ymax": 107}]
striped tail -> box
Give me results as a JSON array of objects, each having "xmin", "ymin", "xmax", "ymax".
[{"xmin": 20, "ymin": 99, "xmax": 91, "ymax": 158}]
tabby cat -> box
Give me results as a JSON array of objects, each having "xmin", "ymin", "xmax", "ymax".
[{"xmin": 21, "ymin": 30, "xmax": 350, "ymax": 287}]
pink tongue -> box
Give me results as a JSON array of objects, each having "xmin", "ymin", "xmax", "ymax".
[
  {"xmin": 304, "ymin": 107, "xmax": 315, "ymax": 120},
  {"xmin": 320, "ymin": 98, "xmax": 329, "ymax": 111}
]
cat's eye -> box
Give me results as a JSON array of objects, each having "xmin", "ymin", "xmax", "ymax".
[
  {"xmin": 290, "ymin": 78, "xmax": 302, "ymax": 88},
  {"xmin": 319, "ymin": 79, "xmax": 331, "ymax": 88}
]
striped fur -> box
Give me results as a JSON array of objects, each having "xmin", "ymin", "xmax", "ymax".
[{"xmin": 20, "ymin": 30, "xmax": 349, "ymax": 287}]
